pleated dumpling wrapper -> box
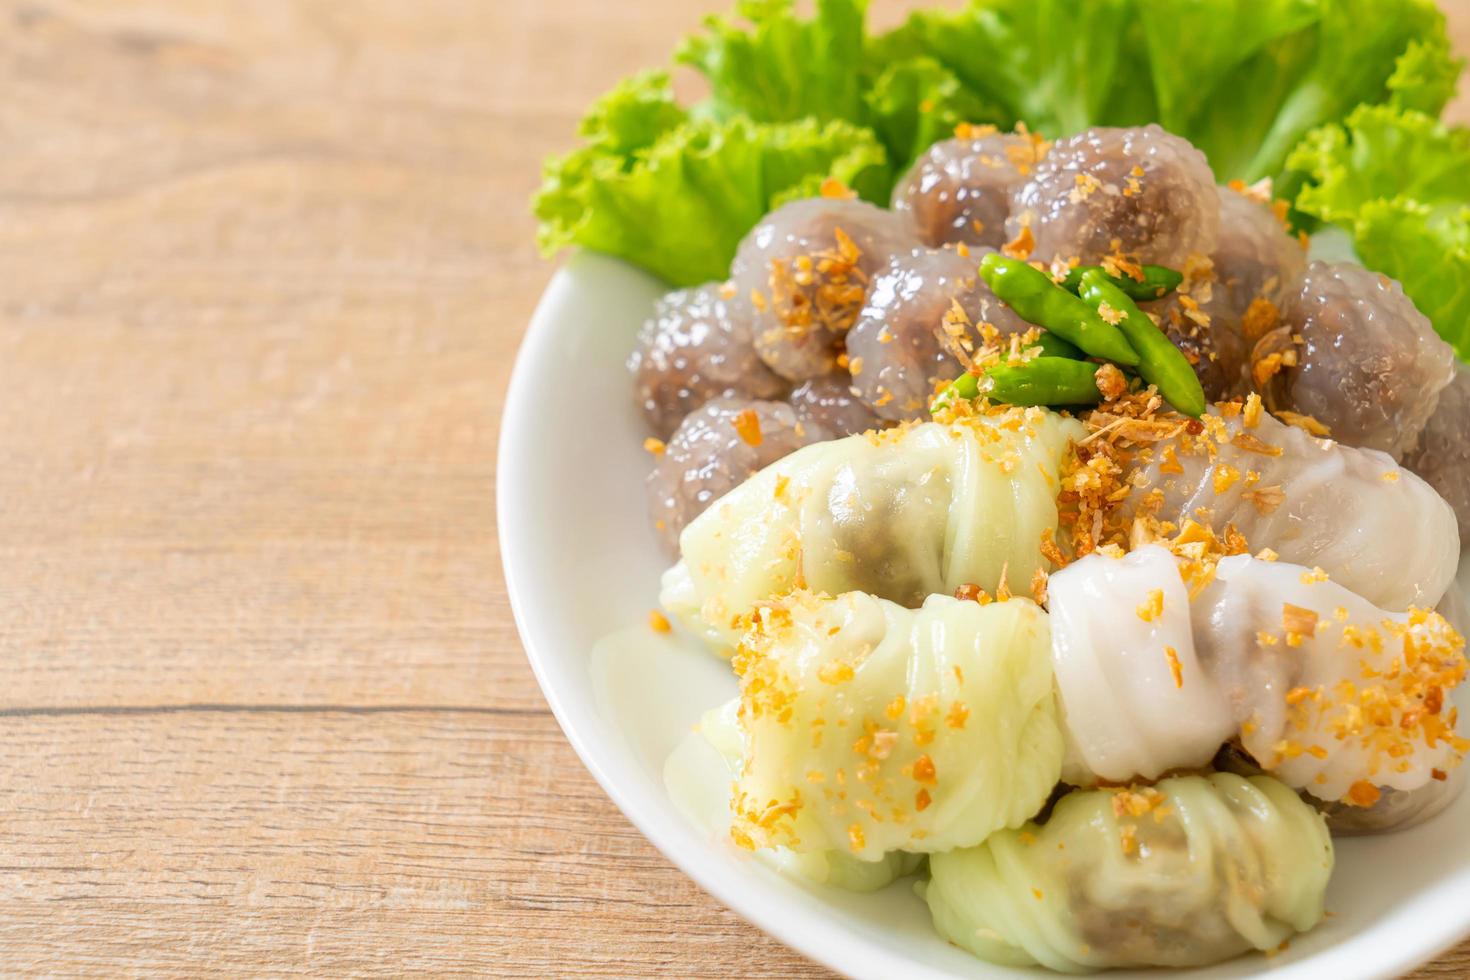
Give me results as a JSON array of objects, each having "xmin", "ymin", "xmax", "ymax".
[
  {"xmin": 1050, "ymin": 546, "xmax": 1468, "ymax": 809},
  {"xmin": 661, "ymin": 410, "xmax": 1085, "ymax": 647},
  {"xmin": 1131, "ymin": 406, "xmax": 1459, "ymax": 610},
  {"xmin": 726, "ymin": 590, "xmax": 1061, "ymax": 861},
  {"xmin": 663, "ymin": 699, "xmax": 924, "ymax": 893},
  {"xmin": 924, "ymin": 773, "xmax": 1333, "ymax": 972}
]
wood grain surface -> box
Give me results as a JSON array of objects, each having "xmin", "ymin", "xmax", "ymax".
[{"xmin": 0, "ymin": 1, "xmax": 1465, "ymax": 976}]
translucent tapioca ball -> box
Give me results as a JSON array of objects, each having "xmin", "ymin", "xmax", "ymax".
[
  {"xmin": 1007, "ymin": 125, "xmax": 1218, "ymax": 266},
  {"xmin": 788, "ymin": 372, "xmax": 883, "ymax": 438},
  {"xmin": 1260, "ymin": 262, "xmax": 1455, "ymax": 460},
  {"xmin": 845, "ymin": 246, "xmax": 1030, "ymax": 421},
  {"xmin": 730, "ymin": 198, "xmax": 918, "ymax": 383},
  {"xmin": 890, "ymin": 130, "xmax": 1048, "ymax": 250},
  {"xmin": 646, "ymin": 397, "xmax": 818, "ymax": 553},
  {"xmin": 629, "ymin": 282, "xmax": 788, "ymax": 438},
  {"xmin": 1141, "ymin": 186, "xmax": 1307, "ymax": 401},
  {"xmin": 1210, "ymin": 184, "xmax": 1307, "ymax": 314},
  {"xmin": 1404, "ymin": 370, "xmax": 1470, "ymax": 541}
]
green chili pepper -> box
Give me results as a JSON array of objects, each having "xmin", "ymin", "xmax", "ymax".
[
  {"xmin": 978, "ymin": 254, "xmax": 1140, "ymax": 367},
  {"xmin": 1077, "ymin": 269, "xmax": 1206, "ymax": 418},
  {"xmin": 931, "ymin": 372, "xmax": 981, "ymax": 414},
  {"xmin": 1060, "ymin": 263, "xmax": 1184, "ymax": 300},
  {"xmin": 1029, "ymin": 330, "xmax": 1085, "ymax": 360},
  {"xmin": 983, "ymin": 357, "xmax": 1104, "ymax": 407},
  {"xmin": 931, "ymin": 357, "xmax": 1103, "ymax": 413}
]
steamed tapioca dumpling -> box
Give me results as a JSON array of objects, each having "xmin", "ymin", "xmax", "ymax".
[
  {"xmin": 1207, "ymin": 184, "xmax": 1307, "ymax": 313},
  {"xmin": 788, "ymin": 372, "xmax": 883, "ymax": 438},
  {"xmin": 1143, "ymin": 185, "xmax": 1307, "ymax": 400},
  {"xmin": 729, "ymin": 198, "xmax": 917, "ymax": 382},
  {"xmin": 1404, "ymin": 370, "xmax": 1470, "ymax": 540},
  {"xmin": 1259, "ymin": 261, "xmax": 1455, "ymax": 460},
  {"xmin": 845, "ymin": 246, "xmax": 1031, "ymax": 421},
  {"xmin": 1193, "ymin": 555, "xmax": 1467, "ymax": 805},
  {"xmin": 1007, "ymin": 124, "xmax": 1219, "ymax": 266},
  {"xmin": 663, "ymin": 699, "xmax": 925, "ymax": 893},
  {"xmin": 629, "ymin": 282, "xmax": 788, "ymax": 438},
  {"xmin": 1048, "ymin": 547, "xmax": 1238, "ymax": 785},
  {"xmin": 890, "ymin": 130, "xmax": 1048, "ymax": 250},
  {"xmin": 646, "ymin": 397, "xmax": 819, "ymax": 553}
]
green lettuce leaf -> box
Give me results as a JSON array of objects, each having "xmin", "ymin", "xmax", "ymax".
[
  {"xmin": 879, "ymin": 0, "xmax": 1144, "ymax": 137},
  {"xmin": 675, "ymin": 0, "xmax": 867, "ymax": 125},
  {"xmin": 1240, "ymin": 0, "xmax": 1456, "ymax": 181},
  {"xmin": 534, "ymin": 0, "xmax": 1463, "ymax": 287},
  {"xmin": 875, "ymin": 0, "xmax": 1459, "ymax": 181},
  {"xmin": 1287, "ymin": 104, "xmax": 1470, "ymax": 358},
  {"xmin": 571, "ymin": 69, "xmax": 689, "ymax": 155},
  {"xmin": 534, "ymin": 73, "xmax": 888, "ymax": 287},
  {"xmin": 1136, "ymin": 0, "xmax": 1320, "ymax": 179},
  {"xmin": 1290, "ymin": 104, "xmax": 1470, "ymax": 220},
  {"xmin": 862, "ymin": 56, "xmax": 1004, "ymax": 171},
  {"xmin": 1138, "ymin": 0, "xmax": 1318, "ymax": 130},
  {"xmin": 1352, "ymin": 200, "xmax": 1470, "ymax": 359},
  {"xmin": 1387, "ymin": 36, "xmax": 1466, "ymax": 116},
  {"xmin": 675, "ymin": 0, "xmax": 1004, "ymax": 172}
]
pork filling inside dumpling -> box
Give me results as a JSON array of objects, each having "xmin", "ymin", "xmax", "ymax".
[
  {"xmin": 661, "ymin": 410, "xmax": 1084, "ymax": 647},
  {"xmin": 924, "ymin": 774, "xmax": 1333, "ymax": 972}
]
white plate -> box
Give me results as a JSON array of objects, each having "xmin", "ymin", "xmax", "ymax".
[{"xmin": 499, "ymin": 250, "xmax": 1470, "ymax": 980}]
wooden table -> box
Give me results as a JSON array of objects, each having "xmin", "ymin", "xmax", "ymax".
[{"xmin": 0, "ymin": 1, "xmax": 1466, "ymax": 975}]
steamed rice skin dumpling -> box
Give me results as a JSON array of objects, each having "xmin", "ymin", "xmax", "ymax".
[
  {"xmin": 923, "ymin": 773, "xmax": 1333, "ymax": 971},
  {"xmin": 1130, "ymin": 407, "xmax": 1460, "ymax": 610},
  {"xmin": 661, "ymin": 411, "xmax": 1083, "ymax": 646},
  {"xmin": 1050, "ymin": 546, "xmax": 1468, "ymax": 809},
  {"xmin": 721, "ymin": 590, "xmax": 1061, "ymax": 860},
  {"xmin": 663, "ymin": 699, "xmax": 926, "ymax": 893}
]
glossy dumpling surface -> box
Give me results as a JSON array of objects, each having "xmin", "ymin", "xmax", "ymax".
[
  {"xmin": 646, "ymin": 397, "xmax": 820, "ymax": 552},
  {"xmin": 924, "ymin": 773, "xmax": 1332, "ymax": 972},
  {"xmin": 730, "ymin": 198, "xmax": 917, "ymax": 382},
  {"xmin": 663, "ymin": 699, "xmax": 924, "ymax": 892},
  {"xmin": 727, "ymin": 591, "xmax": 1061, "ymax": 860},
  {"xmin": 1049, "ymin": 546, "xmax": 1467, "ymax": 809},
  {"xmin": 890, "ymin": 132, "xmax": 1044, "ymax": 249},
  {"xmin": 662, "ymin": 411, "xmax": 1084, "ymax": 645},
  {"xmin": 1404, "ymin": 369, "xmax": 1470, "ymax": 541},
  {"xmin": 845, "ymin": 245, "xmax": 1028, "ymax": 422},
  {"xmin": 1194, "ymin": 554, "xmax": 1467, "ymax": 803},
  {"xmin": 628, "ymin": 281, "xmax": 787, "ymax": 438},
  {"xmin": 1132, "ymin": 408, "xmax": 1460, "ymax": 610},
  {"xmin": 1049, "ymin": 546, "xmax": 1234, "ymax": 783},
  {"xmin": 1006, "ymin": 125, "xmax": 1218, "ymax": 266},
  {"xmin": 1269, "ymin": 261, "xmax": 1455, "ymax": 460}
]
